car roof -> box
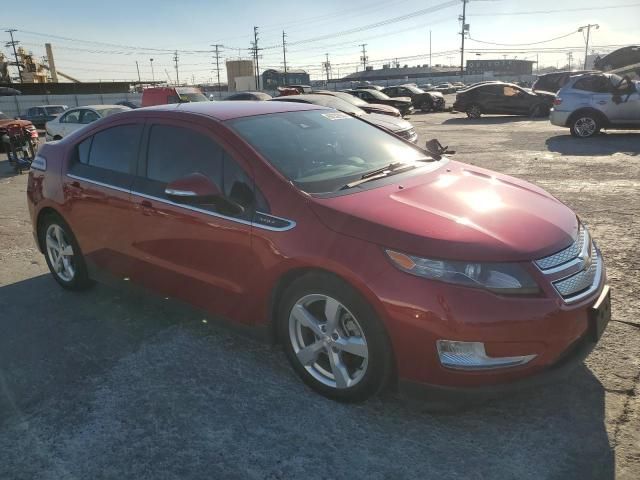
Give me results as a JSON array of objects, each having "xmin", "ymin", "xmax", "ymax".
[{"xmin": 137, "ymin": 100, "xmax": 326, "ymax": 121}]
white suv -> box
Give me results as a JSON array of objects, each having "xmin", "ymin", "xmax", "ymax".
[{"xmin": 550, "ymin": 73, "xmax": 640, "ymax": 138}]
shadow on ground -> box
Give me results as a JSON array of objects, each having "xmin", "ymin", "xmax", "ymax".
[
  {"xmin": 443, "ymin": 115, "xmax": 550, "ymax": 125},
  {"xmin": 546, "ymin": 133, "xmax": 640, "ymax": 156},
  {"xmin": 0, "ymin": 275, "xmax": 614, "ymax": 480}
]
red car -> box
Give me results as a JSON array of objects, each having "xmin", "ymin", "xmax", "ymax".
[{"xmin": 27, "ymin": 101, "xmax": 611, "ymax": 403}]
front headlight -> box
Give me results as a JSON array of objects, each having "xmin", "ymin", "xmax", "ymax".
[{"xmin": 386, "ymin": 250, "xmax": 539, "ymax": 294}]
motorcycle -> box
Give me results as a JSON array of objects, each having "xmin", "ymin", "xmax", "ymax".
[{"xmin": 1, "ymin": 123, "xmax": 38, "ymax": 174}]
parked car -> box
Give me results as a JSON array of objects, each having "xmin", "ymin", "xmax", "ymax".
[
  {"xmin": 418, "ymin": 84, "xmax": 435, "ymax": 91},
  {"xmin": 0, "ymin": 87, "xmax": 22, "ymax": 96},
  {"xmin": 451, "ymin": 82, "xmax": 466, "ymax": 91},
  {"xmin": 532, "ymin": 71, "xmax": 594, "ymax": 93},
  {"xmin": 225, "ymin": 91, "xmax": 273, "ymax": 101},
  {"xmin": 17, "ymin": 105, "xmax": 68, "ymax": 128},
  {"xmin": 116, "ymin": 100, "xmax": 141, "ymax": 109},
  {"xmin": 346, "ymin": 88, "xmax": 413, "ymax": 116},
  {"xmin": 271, "ymin": 94, "xmax": 417, "ymax": 143},
  {"xmin": 284, "ymin": 85, "xmax": 313, "ymax": 93},
  {"xmin": 382, "ymin": 85, "xmax": 445, "ymax": 112},
  {"xmin": 27, "ymin": 100, "xmax": 610, "ymax": 402},
  {"xmin": 453, "ymin": 82, "xmax": 555, "ymax": 118},
  {"xmin": 312, "ymin": 91, "xmax": 401, "ymax": 117},
  {"xmin": 141, "ymin": 86, "xmax": 209, "ymax": 107},
  {"xmin": 594, "ymin": 46, "xmax": 640, "ymax": 72},
  {"xmin": 550, "ymin": 73, "xmax": 640, "ymax": 137},
  {"xmin": 433, "ymin": 83, "xmax": 456, "ymax": 94},
  {"xmin": 0, "ymin": 111, "xmax": 36, "ymax": 153},
  {"xmin": 45, "ymin": 105, "xmax": 130, "ymax": 140}
]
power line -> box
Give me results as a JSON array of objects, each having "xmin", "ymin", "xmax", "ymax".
[
  {"xmin": 468, "ymin": 3, "xmax": 640, "ymax": 16},
  {"xmin": 212, "ymin": 44, "xmax": 222, "ymax": 97},
  {"xmin": 468, "ymin": 30, "xmax": 580, "ymax": 46}
]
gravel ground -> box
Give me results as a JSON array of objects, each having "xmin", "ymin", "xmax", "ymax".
[{"xmin": 0, "ymin": 110, "xmax": 639, "ymax": 480}]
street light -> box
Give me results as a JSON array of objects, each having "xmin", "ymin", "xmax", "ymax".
[{"xmin": 149, "ymin": 58, "xmax": 155, "ymax": 82}]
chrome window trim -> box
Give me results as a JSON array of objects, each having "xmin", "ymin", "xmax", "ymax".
[{"xmin": 66, "ymin": 174, "xmax": 296, "ymax": 232}]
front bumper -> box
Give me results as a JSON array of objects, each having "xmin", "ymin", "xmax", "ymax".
[{"xmin": 550, "ymin": 109, "xmax": 571, "ymax": 127}]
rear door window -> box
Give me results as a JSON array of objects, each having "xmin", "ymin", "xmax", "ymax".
[
  {"xmin": 61, "ymin": 110, "xmax": 81, "ymax": 123},
  {"xmin": 69, "ymin": 124, "xmax": 143, "ymax": 189},
  {"xmin": 573, "ymin": 76, "xmax": 611, "ymax": 93}
]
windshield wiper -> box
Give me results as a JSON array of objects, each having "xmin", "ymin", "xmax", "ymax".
[{"xmin": 340, "ymin": 162, "xmax": 416, "ymax": 190}]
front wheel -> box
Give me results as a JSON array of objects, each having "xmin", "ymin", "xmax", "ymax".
[
  {"xmin": 278, "ymin": 273, "xmax": 393, "ymax": 402},
  {"xmin": 40, "ymin": 214, "xmax": 92, "ymax": 290},
  {"xmin": 570, "ymin": 114, "xmax": 601, "ymax": 138},
  {"xmin": 466, "ymin": 104, "xmax": 482, "ymax": 119}
]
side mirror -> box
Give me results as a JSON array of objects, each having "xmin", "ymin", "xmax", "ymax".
[
  {"xmin": 425, "ymin": 139, "xmax": 455, "ymax": 159},
  {"xmin": 165, "ymin": 173, "xmax": 244, "ymax": 215}
]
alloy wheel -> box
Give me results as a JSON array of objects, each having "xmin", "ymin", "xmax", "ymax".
[
  {"xmin": 45, "ymin": 224, "xmax": 76, "ymax": 282},
  {"xmin": 574, "ymin": 117, "xmax": 597, "ymax": 137},
  {"xmin": 288, "ymin": 294, "xmax": 369, "ymax": 389},
  {"xmin": 467, "ymin": 105, "xmax": 481, "ymax": 119}
]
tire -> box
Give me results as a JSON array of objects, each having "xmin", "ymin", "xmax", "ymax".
[
  {"xmin": 570, "ymin": 113, "xmax": 601, "ymax": 138},
  {"xmin": 466, "ymin": 104, "xmax": 482, "ymax": 119},
  {"xmin": 420, "ymin": 99, "xmax": 433, "ymax": 113},
  {"xmin": 277, "ymin": 273, "xmax": 393, "ymax": 402},
  {"xmin": 39, "ymin": 213, "xmax": 92, "ymax": 290},
  {"xmin": 529, "ymin": 103, "xmax": 549, "ymax": 118}
]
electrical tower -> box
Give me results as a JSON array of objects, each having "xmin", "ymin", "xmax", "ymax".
[
  {"xmin": 459, "ymin": 0, "xmax": 469, "ymax": 79},
  {"xmin": 578, "ymin": 24, "xmax": 599, "ymax": 69},
  {"xmin": 212, "ymin": 44, "xmax": 222, "ymax": 98},
  {"xmin": 173, "ymin": 50, "xmax": 179, "ymax": 85},
  {"xmin": 250, "ymin": 27, "xmax": 262, "ymax": 90},
  {"xmin": 282, "ymin": 31, "xmax": 288, "ymax": 85},
  {"xmin": 5, "ymin": 29, "xmax": 23, "ymax": 83},
  {"xmin": 360, "ymin": 44, "xmax": 368, "ymax": 71}
]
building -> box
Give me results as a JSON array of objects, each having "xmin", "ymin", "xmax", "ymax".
[
  {"xmin": 466, "ymin": 59, "xmax": 534, "ymax": 76},
  {"xmin": 226, "ymin": 60, "xmax": 255, "ymax": 92},
  {"xmin": 341, "ymin": 64, "xmax": 460, "ymax": 83},
  {"xmin": 262, "ymin": 69, "xmax": 310, "ymax": 89}
]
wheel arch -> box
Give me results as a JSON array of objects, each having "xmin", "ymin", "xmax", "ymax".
[
  {"xmin": 567, "ymin": 108, "xmax": 609, "ymax": 128},
  {"xmin": 35, "ymin": 206, "xmax": 64, "ymax": 253}
]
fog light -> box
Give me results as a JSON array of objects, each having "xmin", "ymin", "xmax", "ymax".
[{"xmin": 436, "ymin": 340, "xmax": 536, "ymax": 370}]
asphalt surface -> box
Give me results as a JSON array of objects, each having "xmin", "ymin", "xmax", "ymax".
[{"xmin": 1, "ymin": 108, "xmax": 639, "ymax": 480}]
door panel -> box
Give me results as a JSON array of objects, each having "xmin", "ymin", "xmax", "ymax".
[
  {"xmin": 128, "ymin": 120, "xmax": 256, "ymax": 319},
  {"xmin": 64, "ymin": 123, "xmax": 142, "ymax": 276}
]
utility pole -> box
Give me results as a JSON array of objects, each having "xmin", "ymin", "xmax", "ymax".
[
  {"xmin": 459, "ymin": 0, "xmax": 469, "ymax": 79},
  {"xmin": 253, "ymin": 26, "xmax": 261, "ymax": 89},
  {"xmin": 212, "ymin": 44, "xmax": 222, "ymax": 98},
  {"xmin": 578, "ymin": 24, "xmax": 599, "ymax": 69},
  {"xmin": 567, "ymin": 52, "xmax": 573, "ymax": 70},
  {"xmin": 360, "ymin": 44, "xmax": 368, "ymax": 71},
  {"xmin": 135, "ymin": 61, "xmax": 141, "ymax": 82},
  {"xmin": 323, "ymin": 53, "xmax": 331, "ymax": 83},
  {"xmin": 282, "ymin": 31, "xmax": 288, "ymax": 85},
  {"xmin": 173, "ymin": 50, "xmax": 179, "ymax": 85},
  {"xmin": 5, "ymin": 29, "xmax": 23, "ymax": 83},
  {"xmin": 429, "ymin": 30, "xmax": 432, "ymax": 67},
  {"xmin": 149, "ymin": 58, "xmax": 155, "ymax": 82}
]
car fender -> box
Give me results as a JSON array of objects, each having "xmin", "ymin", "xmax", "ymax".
[{"xmin": 567, "ymin": 107, "xmax": 610, "ymax": 127}]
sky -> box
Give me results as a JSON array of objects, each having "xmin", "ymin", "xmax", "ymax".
[{"xmin": 2, "ymin": 0, "xmax": 639, "ymax": 83}]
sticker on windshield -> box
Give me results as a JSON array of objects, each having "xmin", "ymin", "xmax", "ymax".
[{"xmin": 321, "ymin": 112, "xmax": 350, "ymax": 120}]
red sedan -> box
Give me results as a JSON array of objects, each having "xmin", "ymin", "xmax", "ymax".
[{"xmin": 26, "ymin": 101, "xmax": 611, "ymax": 402}]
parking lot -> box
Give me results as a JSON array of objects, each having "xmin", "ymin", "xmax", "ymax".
[{"xmin": 1, "ymin": 110, "xmax": 639, "ymax": 480}]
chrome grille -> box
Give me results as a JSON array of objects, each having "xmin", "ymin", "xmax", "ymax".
[
  {"xmin": 535, "ymin": 224, "xmax": 603, "ymax": 303},
  {"xmin": 535, "ymin": 227, "xmax": 586, "ymax": 271},
  {"xmin": 553, "ymin": 244, "xmax": 599, "ymax": 298}
]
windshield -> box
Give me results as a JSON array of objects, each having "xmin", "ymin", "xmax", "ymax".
[
  {"xmin": 404, "ymin": 85, "xmax": 425, "ymax": 94},
  {"xmin": 275, "ymin": 95, "xmax": 365, "ymax": 116},
  {"xmin": 96, "ymin": 107, "xmax": 130, "ymax": 117},
  {"xmin": 369, "ymin": 89, "xmax": 392, "ymax": 100},
  {"xmin": 230, "ymin": 110, "xmax": 428, "ymax": 194},
  {"xmin": 47, "ymin": 106, "xmax": 66, "ymax": 114},
  {"xmin": 176, "ymin": 87, "xmax": 209, "ymax": 103},
  {"xmin": 331, "ymin": 92, "xmax": 368, "ymax": 107}
]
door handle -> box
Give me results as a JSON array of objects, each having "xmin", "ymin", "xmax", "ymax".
[{"xmin": 140, "ymin": 199, "xmax": 155, "ymax": 216}]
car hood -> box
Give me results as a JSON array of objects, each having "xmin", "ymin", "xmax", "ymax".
[
  {"xmin": 309, "ymin": 160, "xmax": 578, "ymax": 262},
  {"xmin": 391, "ymin": 97, "xmax": 412, "ymax": 104},
  {"xmin": 362, "ymin": 112, "xmax": 412, "ymax": 132}
]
